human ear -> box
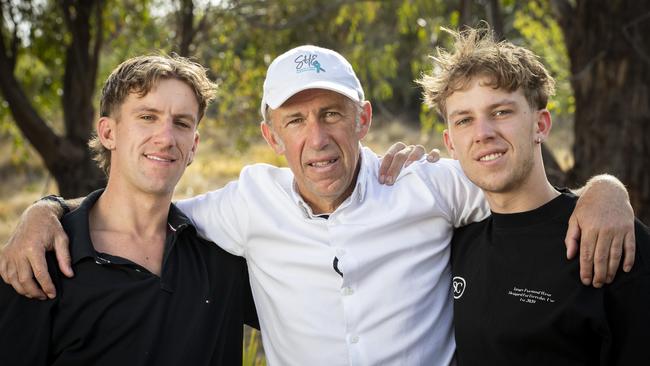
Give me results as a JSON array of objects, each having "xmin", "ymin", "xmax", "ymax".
[
  {"xmin": 356, "ymin": 101, "xmax": 373, "ymax": 139},
  {"xmin": 443, "ymin": 129, "xmax": 458, "ymax": 159},
  {"xmin": 260, "ymin": 121, "xmax": 285, "ymax": 154},
  {"xmin": 535, "ymin": 109, "xmax": 553, "ymax": 143},
  {"xmin": 97, "ymin": 117, "xmax": 116, "ymax": 150}
]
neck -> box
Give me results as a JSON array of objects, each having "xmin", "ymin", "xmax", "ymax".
[
  {"xmin": 90, "ymin": 179, "xmax": 171, "ymax": 237},
  {"xmin": 485, "ymin": 165, "xmax": 560, "ymax": 214},
  {"xmin": 304, "ymin": 183, "xmax": 356, "ymax": 215}
]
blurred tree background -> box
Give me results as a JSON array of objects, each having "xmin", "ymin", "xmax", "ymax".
[
  {"xmin": 1, "ymin": 1, "xmax": 648, "ymax": 363},
  {"xmin": 0, "ymin": 0, "xmax": 648, "ymax": 218}
]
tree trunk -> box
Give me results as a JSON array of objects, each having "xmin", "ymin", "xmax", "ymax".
[
  {"xmin": 177, "ymin": 0, "xmax": 195, "ymax": 56},
  {"xmin": 554, "ymin": 0, "xmax": 650, "ymax": 223},
  {"xmin": 0, "ymin": 0, "xmax": 106, "ymax": 198}
]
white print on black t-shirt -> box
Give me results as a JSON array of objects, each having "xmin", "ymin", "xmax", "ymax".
[
  {"xmin": 453, "ymin": 276, "xmax": 466, "ymax": 299},
  {"xmin": 507, "ymin": 286, "xmax": 555, "ymax": 304}
]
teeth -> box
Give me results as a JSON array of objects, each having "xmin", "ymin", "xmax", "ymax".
[
  {"xmin": 146, "ymin": 155, "xmax": 172, "ymax": 162},
  {"xmin": 479, "ymin": 153, "xmax": 503, "ymax": 162},
  {"xmin": 310, "ymin": 159, "xmax": 336, "ymax": 167}
]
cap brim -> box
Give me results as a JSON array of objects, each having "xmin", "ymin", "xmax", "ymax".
[{"xmin": 265, "ymin": 80, "xmax": 362, "ymax": 111}]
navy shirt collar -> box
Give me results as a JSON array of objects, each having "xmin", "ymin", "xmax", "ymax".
[{"xmin": 63, "ymin": 188, "xmax": 193, "ymax": 265}]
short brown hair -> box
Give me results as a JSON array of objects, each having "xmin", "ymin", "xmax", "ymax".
[
  {"xmin": 89, "ymin": 54, "xmax": 217, "ymax": 175},
  {"xmin": 418, "ymin": 25, "xmax": 556, "ymax": 120}
]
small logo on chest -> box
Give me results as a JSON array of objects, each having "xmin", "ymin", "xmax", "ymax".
[{"xmin": 453, "ymin": 276, "xmax": 466, "ymax": 299}]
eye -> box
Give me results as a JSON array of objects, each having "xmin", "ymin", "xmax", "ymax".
[
  {"xmin": 323, "ymin": 111, "xmax": 342, "ymax": 122},
  {"xmin": 140, "ymin": 114, "xmax": 155, "ymax": 121},
  {"xmin": 174, "ymin": 119, "xmax": 192, "ymax": 129},
  {"xmin": 285, "ymin": 118, "xmax": 303, "ymax": 127},
  {"xmin": 454, "ymin": 117, "xmax": 471, "ymax": 126},
  {"xmin": 493, "ymin": 109, "xmax": 512, "ymax": 118}
]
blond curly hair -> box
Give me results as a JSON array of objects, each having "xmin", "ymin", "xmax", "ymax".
[{"xmin": 418, "ymin": 25, "xmax": 556, "ymax": 120}]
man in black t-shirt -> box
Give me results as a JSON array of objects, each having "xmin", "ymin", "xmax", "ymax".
[
  {"xmin": 0, "ymin": 55, "xmax": 258, "ymax": 366},
  {"xmin": 418, "ymin": 26, "xmax": 650, "ymax": 365}
]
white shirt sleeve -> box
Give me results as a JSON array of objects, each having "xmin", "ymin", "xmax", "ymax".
[
  {"xmin": 176, "ymin": 179, "xmax": 248, "ymax": 256},
  {"xmin": 419, "ymin": 159, "xmax": 490, "ymax": 227}
]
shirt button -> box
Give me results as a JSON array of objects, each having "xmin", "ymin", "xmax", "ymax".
[
  {"xmin": 349, "ymin": 335, "xmax": 360, "ymax": 344},
  {"xmin": 341, "ymin": 287, "xmax": 354, "ymax": 296}
]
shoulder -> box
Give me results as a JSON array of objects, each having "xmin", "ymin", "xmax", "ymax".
[
  {"xmin": 406, "ymin": 158, "xmax": 470, "ymax": 186},
  {"xmin": 179, "ymin": 226, "xmax": 247, "ymax": 268},
  {"xmin": 454, "ymin": 216, "xmax": 491, "ymax": 242},
  {"xmin": 238, "ymin": 163, "xmax": 293, "ymax": 190}
]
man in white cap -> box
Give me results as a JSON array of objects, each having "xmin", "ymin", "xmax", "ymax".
[{"xmin": 0, "ymin": 45, "xmax": 636, "ymax": 365}]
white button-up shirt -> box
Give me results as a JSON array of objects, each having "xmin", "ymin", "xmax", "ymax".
[{"xmin": 177, "ymin": 147, "xmax": 488, "ymax": 366}]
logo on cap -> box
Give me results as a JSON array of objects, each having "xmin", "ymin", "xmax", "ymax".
[{"xmin": 294, "ymin": 53, "xmax": 326, "ymax": 73}]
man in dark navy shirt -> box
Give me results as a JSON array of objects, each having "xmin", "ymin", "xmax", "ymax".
[
  {"xmin": 419, "ymin": 26, "xmax": 649, "ymax": 365},
  {"xmin": 0, "ymin": 55, "xmax": 258, "ymax": 365}
]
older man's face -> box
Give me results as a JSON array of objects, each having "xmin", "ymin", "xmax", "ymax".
[{"xmin": 263, "ymin": 89, "xmax": 371, "ymax": 213}]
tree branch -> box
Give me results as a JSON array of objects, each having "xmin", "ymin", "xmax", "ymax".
[{"xmin": 0, "ymin": 34, "xmax": 64, "ymax": 171}]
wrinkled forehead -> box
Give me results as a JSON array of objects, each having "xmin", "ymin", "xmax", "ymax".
[{"xmin": 268, "ymin": 88, "xmax": 359, "ymax": 121}]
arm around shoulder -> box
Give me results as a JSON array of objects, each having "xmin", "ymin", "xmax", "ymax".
[{"xmin": 0, "ymin": 197, "xmax": 75, "ymax": 299}]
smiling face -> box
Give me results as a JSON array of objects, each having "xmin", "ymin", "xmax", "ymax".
[
  {"xmin": 261, "ymin": 89, "xmax": 371, "ymax": 213},
  {"xmin": 443, "ymin": 77, "xmax": 551, "ymax": 196},
  {"xmin": 98, "ymin": 78, "xmax": 200, "ymax": 197}
]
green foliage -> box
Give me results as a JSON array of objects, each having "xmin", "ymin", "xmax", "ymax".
[
  {"xmin": 1, "ymin": 0, "xmax": 576, "ymax": 160},
  {"xmin": 513, "ymin": 1, "xmax": 573, "ymax": 117},
  {"xmin": 242, "ymin": 329, "xmax": 266, "ymax": 366}
]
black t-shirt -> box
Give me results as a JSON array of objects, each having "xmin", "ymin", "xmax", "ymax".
[
  {"xmin": 0, "ymin": 189, "xmax": 259, "ymax": 366},
  {"xmin": 451, "ymin": 192, "xmax": 650, "ymax": 365}
]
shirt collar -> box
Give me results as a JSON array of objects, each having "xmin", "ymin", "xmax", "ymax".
[
  {"xmin": 290, "ymin": 143, "xmax": 369, "ymax": 218},
  {"xmin": 63, "ymin": 189, "xmax": 193, "ymax": 264}
]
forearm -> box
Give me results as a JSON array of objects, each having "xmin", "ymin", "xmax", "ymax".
[
  {"xmin": 572, "ymin": 174, "xmax": 628, "ymax": 200},
  {"xmin": 64, "ymin": 197, "xmax": 83, "ymax": 213},
  {"xmin": 37, "ymin": 196, "xmax": 83, "ymax": 219}
]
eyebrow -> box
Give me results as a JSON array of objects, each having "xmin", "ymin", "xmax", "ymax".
[
  {"xmin": 448, "ymin": 98, "xmax": 517, "ymax": 120},
  {"xmin": 279, "ymin": 102, "xmax": 347, "ymax": 121}
]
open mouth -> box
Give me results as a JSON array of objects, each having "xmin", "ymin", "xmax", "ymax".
[
  {"xmin": 145, "ymin": 154, "xmax": 176, "ymax": 163},
  {"xmin": 308, "ymin": 158, "xmax": 338, "ymax": 168},
  {"xmin": 478, "ymin": 152, "xmax": 503, "ymax": 162}
]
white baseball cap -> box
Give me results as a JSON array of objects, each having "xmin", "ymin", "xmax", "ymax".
[{"xmin": 260, "ymin": 45, "xmax": 365, "ymax": 117}]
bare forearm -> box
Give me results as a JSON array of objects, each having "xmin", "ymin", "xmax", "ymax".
[
  {"xmin": 572, "ymin": 174, "xmax": 629, "ymax": 200},
  {"xmin": 63, "ymin": 197, "xmax": 83, "ymax": 214},
  {"xmin": 37, "ymin": 196, "xmax": 84, "ymax": 219}
]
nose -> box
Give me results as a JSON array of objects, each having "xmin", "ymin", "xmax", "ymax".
[
  {"xmin": 153, "ymin": 118, "xmax": 176, "ymax": 147},
  {"xmin": 473, "ymin": 115, "xmax": 496, "ymax": 143},
  {"xmin": 305, "ymin": 117, "xmax": 330, "ymax": 150}
]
